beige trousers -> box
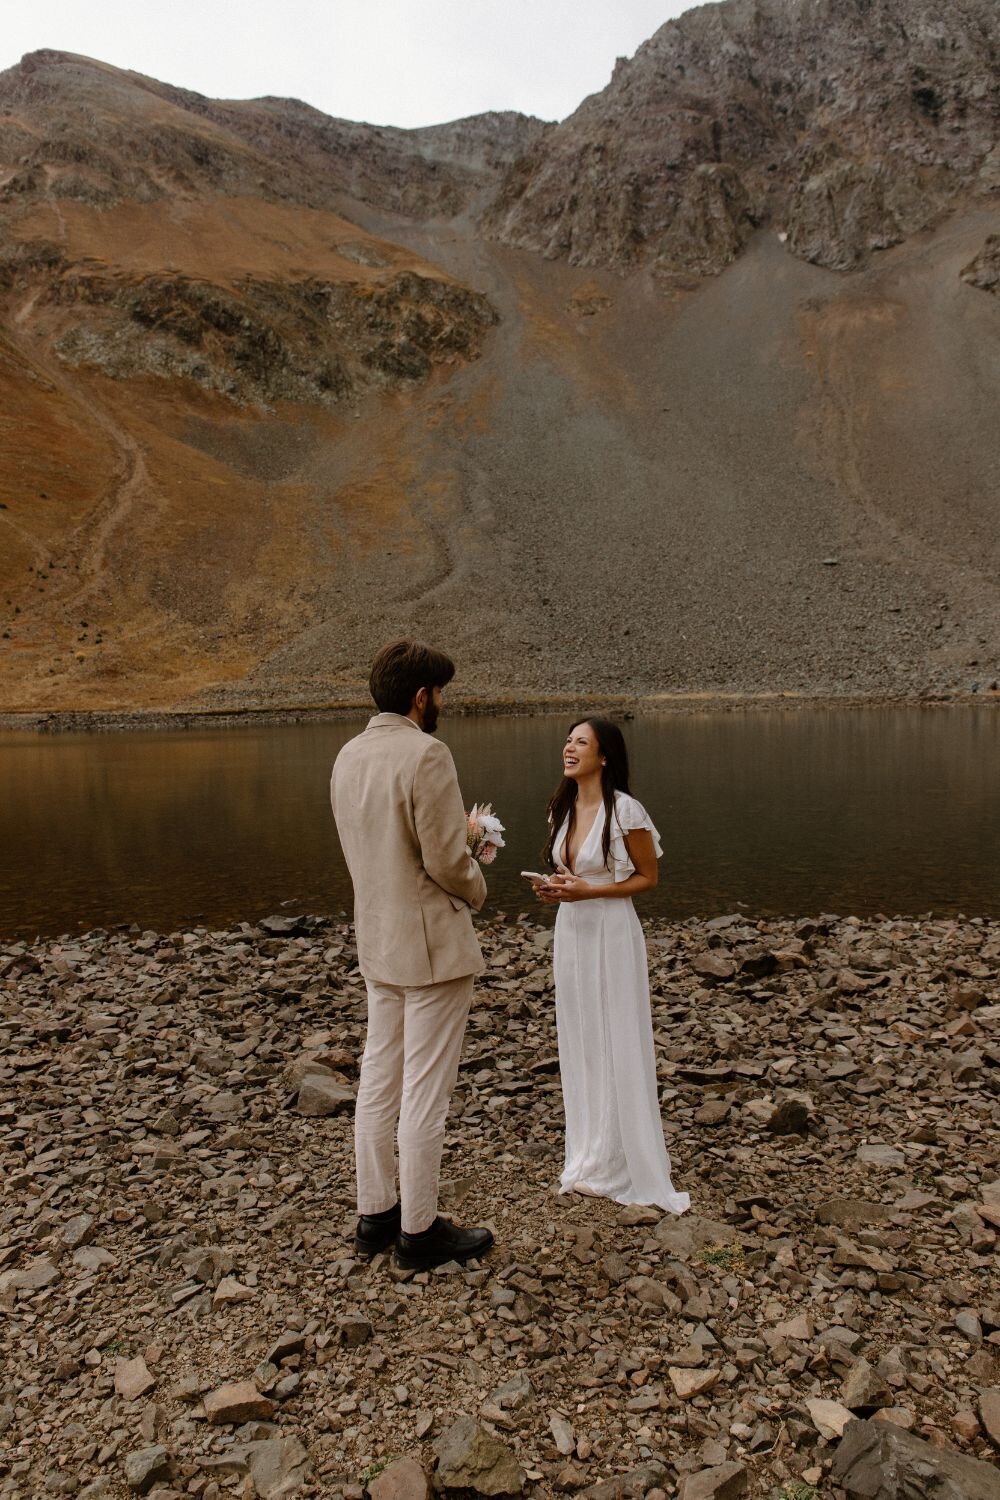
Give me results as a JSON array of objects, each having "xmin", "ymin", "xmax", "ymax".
[{"xmin": 355, "ymin": 972, "xmax": 474, "ymax": 1234}]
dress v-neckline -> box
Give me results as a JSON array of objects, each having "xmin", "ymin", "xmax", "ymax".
[{"xmin": 562, "ymin": 801, "xmax": 604, "ymax": 873}]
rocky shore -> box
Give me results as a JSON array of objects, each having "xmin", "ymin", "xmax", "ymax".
[
  {"xmin": 2, "ymin": 691, "xmax": 998, "ymax": 737},
  {"xmin": 2, "ymin": 912, "xmax": 998, "ymax": 1499}
]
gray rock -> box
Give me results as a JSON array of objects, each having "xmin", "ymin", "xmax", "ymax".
[
  {"xmin": 62, "ymin": 1212, "xmax": 97, "ymax": 1249},
  {"xmin": 246, "ymin": 1436, "xmax": 311, "ymax": 1497},
  {"xmin": 691, "ymin": 951, "xmax": 735, "ymax": 982},
  {"xmin": 653, "ymin": 1214, "xmax": 739, "ymax": 1261},
  {"xmin": 764, "ymin": 1092, "xmax": 814, "ymax": 1135},
  {"xmin": 123, "ymin": 1446, "xmax": 174, "ymax": 1495},
  {"xmin": 979, "ymin": 1388, "xmax": 1000, "ymax": 1450},
  {"xmin": 433, "ymin": 1414, "xmax": 526, "ymax": 1495},
  {"xmin": 832, "ymin": 1418, "xmax": 1000, "ymax": 1499},
  {"xmin": 694, "ymin": 1099, "xmax": 731, "ymax": 1125},
  {"xmin": 678, "ymin": 1464, "xmax": 749, "ymax": 1500},
  {"xmin": 487, "ymin": 1374, "xmax": 535, "ymax": 1411},
  {"xmin": 265, "ymin": 1329, "xmax": 307, "ymax": 1365},
  {"xmin": 626, "ymin": 1274, "xmax": 680, "ymax": 1310},
  {"xmin": 295, "ymin": 1074, "xmax": 355, "ymax": 1116},
  {"xmin": 956, "ymin": 1309, "xmax": 984, "ymax": 1342},
  {"xmin": 369, "ymin": 1457, "xmax": 430, "ymax": 1500},
  {"xmin": 203, "ymin": 1381, "xmax": 276, "ymax": 1425},
  {"xmin": 599, "ymin": 1251, "xmax": 631, "ymax": 1283},
  {"xmin": 549, "ymin": 1411, "xmax": 576, "ymax": 1456},
  {"xmin": 0, "ymin": 1257, "xmax": 60, "ymax": 1294},
  {"xmin": 842, "ymin": 1356, "xmax": 893, "ymax": 1413},
  {"xmin": 115, "ymin": 1356, "xmax": 156, "ymax": 1402},
  {"xmin": 337, "ymin": 1314, "xmax": 374, "ymax": 1347},
  {"xmin": 816, "ymin": 1197, "xmax": 890, "ymax": 1227},
  {"xmin": 260, "ymin": 915, "xmax": 308, "ymax": 936},
  {"xmin": 857, "ymin": 1144, "xmax": 906, "ymax": 1168},
  {"xmin": 578, "ymin": 1463, "xmax": 669, "ymax": 1499}
]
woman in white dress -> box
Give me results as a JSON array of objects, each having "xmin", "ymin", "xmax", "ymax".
[{"xmin": 534, "ymin": 719, "xmax": 689, "ymax": 1215}]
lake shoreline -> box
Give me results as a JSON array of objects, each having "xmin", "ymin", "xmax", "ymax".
[{"xmin": 2, "ymin": 687, "xmax": 999, "ymax": 733}]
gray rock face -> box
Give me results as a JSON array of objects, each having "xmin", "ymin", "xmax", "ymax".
[
  {"xmin": 832, "ymin": 1417, "xmax": 1000, "ymax": 1499},
  {"xmin": 433, "ymin": 1414, "xmax": 526, "ymax": 1495},
  {"xmin": 483, "ymin": 0, "xmax": 1000, "ymax": 276},
  {"xmin": 52, "ymin": 267, "xmax": 499, "ymax": 411}
]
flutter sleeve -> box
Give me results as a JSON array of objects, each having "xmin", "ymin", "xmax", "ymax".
[{"xmin": 609, "ymin": 793, "xmax": 663, "ymax": 880}]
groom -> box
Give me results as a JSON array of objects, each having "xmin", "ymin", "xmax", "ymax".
[{"xmin": 330, "ymin": 639, "xmax": 494, "ymax": 1270}]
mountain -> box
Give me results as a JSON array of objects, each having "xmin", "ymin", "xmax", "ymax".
[
  {"xmin": 0, "ymin": 7, "xmax": 997, "ymax": 715},
  {"xmin": 484, "ymin": 0, "xmax": 1000, "ymax": 275}
]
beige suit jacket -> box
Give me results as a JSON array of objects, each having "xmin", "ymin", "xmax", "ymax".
[{"xmin": 330, "ymin": 713, "xmax": 487, "ymax": 986}]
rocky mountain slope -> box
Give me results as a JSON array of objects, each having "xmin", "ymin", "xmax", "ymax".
[
  {"xmin": 484, "ymin": 0, "xmax": 1000, "ymax": 276},
  {"xmin": 0, "ymin": 2, "xmax": 997, "ymax": 713}
]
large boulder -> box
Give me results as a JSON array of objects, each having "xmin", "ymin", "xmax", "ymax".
[{"xmin": 832, "ymin": 1417, "xmax": 1000, "ymax": 1499}]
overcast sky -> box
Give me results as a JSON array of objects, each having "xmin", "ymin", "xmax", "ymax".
[{"xmin": 2, "ymin": 0, "xmax": 696, "ymax": 127}]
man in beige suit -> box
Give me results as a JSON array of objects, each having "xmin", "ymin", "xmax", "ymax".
[{"xmin": 330, "ymin": 639, "xmax": 494, "ymax": 1271}]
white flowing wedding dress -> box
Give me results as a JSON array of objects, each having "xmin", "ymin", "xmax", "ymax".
[{"xmin": 553, "ymin": 790, "xmax": 690, "ymax": 1214}]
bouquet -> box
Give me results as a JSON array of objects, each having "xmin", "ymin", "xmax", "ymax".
[{"xmin": 467, "ymin": 803, "xmax": 505, "ymax": 866}]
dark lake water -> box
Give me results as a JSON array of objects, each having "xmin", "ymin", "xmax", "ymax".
[{"xmin": 1, "ymin": 708, "xmax": 998, "ymax": 939}]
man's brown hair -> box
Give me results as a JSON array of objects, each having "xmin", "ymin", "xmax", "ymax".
[{"xmin": 368, "ymin": 639, "xmax": 456, "ymax": 714}]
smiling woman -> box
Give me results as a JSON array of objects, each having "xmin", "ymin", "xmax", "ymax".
[
  {"xmin": 535, "ymin": 717, "xmax": 691, "ymax": 1216},
  {"xmin": 2, "ymin": 0, "xmax": 691, "ymax": 128}
]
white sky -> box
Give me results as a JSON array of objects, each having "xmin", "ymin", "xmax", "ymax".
[{"xmin": 1, "ymin": 0, "xmax": 696, "ymax": 128}]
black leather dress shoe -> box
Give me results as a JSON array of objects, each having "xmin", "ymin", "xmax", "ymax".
[
  {"xmin": 354, "ymin": 1203, "xmax": 401, "ymax": 1258},
  {"xmin": 394, "ymin": 1216, "xmax": 494, "ymax": 1271}
]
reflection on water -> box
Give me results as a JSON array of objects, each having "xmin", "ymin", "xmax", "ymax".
[{"xmin": 1, "ymin": 708, "xmax": 997, "ymax": 938}]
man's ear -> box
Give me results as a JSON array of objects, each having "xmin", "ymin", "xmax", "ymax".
[{"xmin": 413, "ymin": 686, "xmax": 428, "ymax": 713}]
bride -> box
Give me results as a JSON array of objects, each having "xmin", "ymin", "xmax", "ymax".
[{"xmin": 534, "ymin": 718, "xmax": 689, "ymax": 1215}]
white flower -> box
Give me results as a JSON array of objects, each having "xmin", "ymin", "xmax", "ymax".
[{"xmin": 477, "ymin": 812, "xmax": 505, "ymax": 846}]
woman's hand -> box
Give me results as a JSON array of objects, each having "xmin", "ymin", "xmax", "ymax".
[
  {"xmin": 533, "ymin": 876, "xmax": 560, "ymax": 905},
  {"xmin": 545, "ymin": 872, "xmax": 593, "ymax": 903}
]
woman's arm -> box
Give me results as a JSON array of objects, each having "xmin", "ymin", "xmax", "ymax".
[{"xmin": 539, "ymin": 828, "xmax": 659, "ymax": 903}]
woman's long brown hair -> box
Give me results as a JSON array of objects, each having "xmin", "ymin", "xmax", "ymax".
[{"xmin": 543, "ymin": 718, "xmax": 632, "ymax": 871}]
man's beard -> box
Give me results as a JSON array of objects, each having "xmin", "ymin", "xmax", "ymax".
[{"xmin": 420, "ymin": 697, "xmax": 439, "ymax": 734}]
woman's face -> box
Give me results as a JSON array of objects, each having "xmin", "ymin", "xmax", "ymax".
[{"xmin": 562, "ymin": 722, "xmax": 605, "ymax": 781}]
